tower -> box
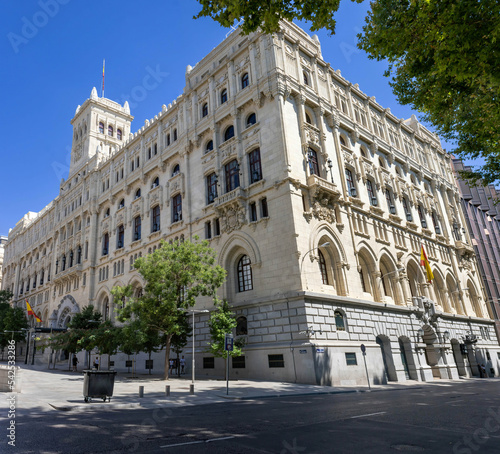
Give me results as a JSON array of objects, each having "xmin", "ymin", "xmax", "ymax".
[{"xmin": 69, "ymin": 87, "xmax": 133, "ymax": 177}]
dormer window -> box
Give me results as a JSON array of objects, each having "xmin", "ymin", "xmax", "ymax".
[
  {"xmin": 99, "ymin": 122, "xmax": 104, "ymax": 134},
  {"xmin": 117, "ymin": 129, "xmax": 122, "ymax": 140},
  {"xmin": 108, "ymin": 125, "xmax": 113, "ymax": 137}
]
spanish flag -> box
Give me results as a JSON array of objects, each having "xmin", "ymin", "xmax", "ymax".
[
  {"xmin": 420, "ymin": 245, "xmax": 434, "ymax": 283},
  {"xmin": 26, "ymin": 300, "xmax": 42, "ymax": 323}
]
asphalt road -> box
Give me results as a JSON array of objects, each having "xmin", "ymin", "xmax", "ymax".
[{"xmin": 8, "ymin": 380, "xmax": 500, "ymax": 453}]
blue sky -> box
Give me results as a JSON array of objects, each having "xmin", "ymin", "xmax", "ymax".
[{"xmin": 0, "ymin": 0, "xmax": 455, "ymax": 236}]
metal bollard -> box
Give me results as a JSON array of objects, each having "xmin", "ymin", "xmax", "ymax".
[
  {"xmin": 189, "ymin": 384, "xmax": 194, "ymax": 395},
  {"xmin": 139, "ymin": 385, "xmax": 144, "ymax": 398},
  {"xmin": 165, "ymin": 385, "xmax": 170, "ymax": 397}
]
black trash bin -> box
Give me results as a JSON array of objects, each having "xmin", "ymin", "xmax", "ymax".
[{"xmin": 83, "ymin": 370, "xmax": 117, "ymax": 402}]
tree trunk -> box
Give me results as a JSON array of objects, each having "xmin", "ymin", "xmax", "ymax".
[{"xmin": 163, "ymin": 336, "xmax": 172, "ymax": 380}]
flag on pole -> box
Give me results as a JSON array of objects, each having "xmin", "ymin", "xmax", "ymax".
[
  {"xmin": 420, "ymin": 245, "xmax": 434, "ymax": 283},
  {"xmin": 102, "ymin": 59, "xmax": 105, "ymax": 98},
  {"xmin": 26, "ymin": 300, "xmax": 42, "ymax": 323}
]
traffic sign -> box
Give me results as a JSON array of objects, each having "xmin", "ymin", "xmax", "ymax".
[
  {"xmin": 361, "ymin": 344, "xmax": 366, "ymax": 355},
  {"xmin": 224, "ymin": 333, "xmax": 234, "ymax": 351}
]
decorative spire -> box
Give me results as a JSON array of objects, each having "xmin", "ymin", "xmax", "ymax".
[{"xmin": 90, "ymin": 87, "xmax": 98, "ymax": 100}]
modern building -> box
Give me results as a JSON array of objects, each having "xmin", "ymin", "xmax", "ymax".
[
  {"xmin": 451, "ymin": 158, "xmax": 500, "ymax": 339},
  {"xmin": 2, "ymin": 21, "xmax": 499, "ymax": 384}
]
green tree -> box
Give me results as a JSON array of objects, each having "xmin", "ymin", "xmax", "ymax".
[
  {"xmin": 112, "ymin": 237, "xmax": 226, "ymax": 379},
  {"xmin": 0, "ymin": 292, "xmax": 28, "ymax": 358},
  {"xmin": 207, "ymin": 299, "xmax": 244, "ymax": 365},
  {"xmin": 82, "ymin": 321, "xmax": 122, "ymax": 370},
  {"xmin": 170, "ymin": 311, "xmax": 192, "ymax": 377},
  {"xmin": 196, "ymin": 0, "xmax": 500, "ymax": 185}
]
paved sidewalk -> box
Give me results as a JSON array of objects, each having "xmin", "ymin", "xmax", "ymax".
[{"xmin": 3, "ymin": 363, "xmax": 446, "ymax": 413}]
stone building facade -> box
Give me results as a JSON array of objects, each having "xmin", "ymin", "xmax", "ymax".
[
  {"xmin": 0, "ymin": 235, "xmax": 7, "ymax": 291},
  {"xmin": 2, "ymin": 21, "xmax": 499, "ymax": 384}
]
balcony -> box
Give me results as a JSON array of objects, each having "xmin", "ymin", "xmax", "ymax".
[
  {"xmin": 307, "ymin": 174, "xmax": 341, "ymax": 202},
  {"xmin": 214, "ymin": 187, "xmax": 246, "ymax": 209},
  {"xmin": 52, "ymin": 264, "xmax": 83, "ymax": 283}
]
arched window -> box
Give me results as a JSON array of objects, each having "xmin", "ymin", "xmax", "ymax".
[
  {"xmin": 108, "ymin": 125, "xmax": 113, "ymax": 137},
  {"xmin": 202, "ymin": 103, "xmax": 208, "ymax": 117},
  {"xmin": 402, "ymin": 197, "xmax": 412, "ymax": 221},
  {"xmin": 167, "ymin": 133, "xmax": 171, "ymax": 146},
  {"xmin": 432, "ymin": 212, "xmax": 441, "ymax": 234},
  {"xmin": 151, "ymin": 177, "xmax": 159, "ymax": 189},
  {"xmin": 305, "ymin": 113, "xmax": 312, "ymax": 124},
  {"xmin": 117, "ymin": 225, "xmax": 124, "ymax": 249},
  {"xmin": 249, "ymin": 148, "xmax": 262, "ymax": 183},
  {"xmin": 77, "ymin": 245, "xmax": 82, "ymax": 264},
  {"xmin": 417, "ymin": 205, "xmax": 427, "ymax": 228},
  {"xmin": 69, "ymin": 250, "xmax": 74, "ymax": 268},
  {"xmin": 334, "ymin": 310, "xmax": 346, "ymax": 331},
  {"xmin": 99, "ymin": 122, "xmax": 104, "ymax": 134},
  {"xmin": 225, "ymin": 159, "xmax": 240, "ymax": 192},
  {"xmin": 360, "ymin": 147, "xmax": 367, "ymax": 158},
  {"xmin": 339, "ymin": 136, "xmax": 346, "ymax": 146},
  {"xmin": 303, "ymin": 71, "xmax": 309, "ymax": 86},
  {"xmin": 172, "ymin": 164, "xmax": 180, "ymax": 177},
  {"xmin": 224, "ymin": 125, "xmax": 234, "ymax": 141},
  {"xmin": 345, "ymin": 168, "xmax": 356, "ymax": 197},
  {"xmin": 236, "ymin": 316, "xmax": 248, "ymax": 335},
  {"xmin": 117, "ymin": 129, "xmax": 122, "ymax": 140},
  {"xmin": 118, "ymin": 198, "xmax": 125, "ymax": 209},
  {"xmin": 237, "ymin": 255, "xmax": 253, "ymax": 292},
  {"xmin": 379, "ymin": 157, "xmax": 385, "ymax": 168},
  {"xmin": 173, "ymin": 129, "xmax": 177, "ymax": 141},
  {"xmin": 205, "ymin": 140, "xmax": 214, "ymax": 153},
  {"xmin": 221, "ymin": 88, "xmax": 228, "ymax": 104},
  {"xmin": 318, "ymin": 250, "xmax": 329, "ymax": 285},
  {"xmin": 206, "ymin": 172, "xmax": 218, "ymax": 204},
  {"xmin": 241, "ymin": 73, "xmax": 249, "ymax": 89},
  {"xmin": 308, "ymin": 149, "xmax": 320, "ymax": 176},
  {"xmin": 102, "ymin": 233, "xmax": 109, "ymax": 256},
  {"xmin": 135, "ymin": 188, "xmax": 141, "ymax": 199},
  {"xmin": 104, "ymin": 208, "xmax": 110, "ymax": 218},
  {"xmin": 246, "ymin": 113, "xmax": 256, "ymax": 126}
]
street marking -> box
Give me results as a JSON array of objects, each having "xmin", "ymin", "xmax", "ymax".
[
  {"xmin": 350, "ymin": 411, "xmax": 386, "ymax": 419},
  {"xmin": 161, "ymin": 436, "xmax": 235, "ymax": 448}
]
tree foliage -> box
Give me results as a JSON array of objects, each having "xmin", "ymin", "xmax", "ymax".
[
  {"xmin": 194, "ymin": 0, "xmax": 361, "ymax": 36},
  {"xmin": 0, "ymin": 291, "xmax": 28, "ymax": 352},
  {"xmin": 170, "ymin": 311, "xmax": 192, "ymax": 377},
  {"xmin": 112, "ymin": 237, "xmax": 226, "ymax": 379},
  {"xmin": 208, "ymin": 299, "xmax": 244, "ymax": 360},
  {"xmin": 357, "ymin": 0, "xmax": 500, "ymax": 186},
  {"xmin": 195, "ymin": 0, "xmax": 500, "ymax": 185}
]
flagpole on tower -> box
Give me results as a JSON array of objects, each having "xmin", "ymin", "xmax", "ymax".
[{"xmin": 102, "ymin": 59, "xmax": 105, "ymax": 98}]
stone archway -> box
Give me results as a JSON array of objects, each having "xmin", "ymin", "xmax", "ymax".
[
  {"xmin": 376, "ymin": 335, "xmax": 397, "ymax": 381},
  {"xmin": 54, "ymin": 295, "xmax": 80, "ymax": 328}
]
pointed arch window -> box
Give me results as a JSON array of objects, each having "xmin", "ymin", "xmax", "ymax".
[
  {"xmin": 318, "ymin": 250, "xmax": 329, "ymax": 285},
  {"xmin": 237, "ymin": 255, "xmax": 253, "ymax": 292}
]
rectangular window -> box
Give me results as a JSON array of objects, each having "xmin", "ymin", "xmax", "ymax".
[
  {"xmin": 268, "ymin": 354, "xmax": 285, "ymax": 368},
  {"xmin": 203, "ymin": 357, "xmax": 215, "ymax": 369},
  {"xmin": 367, "ymin": 180, "xmax": 377, "ymax": 206},
  {"xmin": 152, "ymin": 206, "xmax": 160, "ymax": 232},
  {"xmin": 232, "ymin": 356, "xmax": 246, "ymax": 369},
  {"xmin": 145, "ymin": 360, "xmax": 153, "ymax": 370},
  {"xmin": 125, "ymin": 360, "xmax": 133, "ymax": 368},
  {"xmin": 250, "ymin": 202, "xmax": 257, "ymax": 222},
  {"xmin": 134, "ymin": 216, "xmax": 141, "ymax": 241},
  {"xmin": 249, "ymin": 148, "xmax": 262, "ymax": 183},
  {"xmin": 345, "ymin": 353, "xmax": 357, "ymax": 366},
  {"xmin": 261, "ymin": 198, "xmax": 268, "ymax": 218},
  {"xmin": 308, "ymin": 149, "xmax": 320, "ymax": 176},
  {"xmin": 172, "ymin": 194, "xmax": 182, "ymax": 223},
  {"xmin": 205, "ymin": 221, "xmax": 212, "ymax": 239},
  {"xmin": 206, "ymin": 173, "xmax": 218, "ymax": 204},
  {"xmin": 214, "ymin": 218, "xmax": 220, "ymax": 236},
  {"xmin": 225, "ymin": 160, "xmax": 240, "ymax": 192}
]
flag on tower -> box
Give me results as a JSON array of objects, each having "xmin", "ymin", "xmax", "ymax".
[
  {"xmin": 26, "ymin": 300, "xmax": 42, "ymax": 323},
  {"xmin": 420, "ymin": 245, "xmax": 434, "ymax": 283},
  {"xmin": 102, "ymin": 59, "xmax": 105, "ymax": 98}
]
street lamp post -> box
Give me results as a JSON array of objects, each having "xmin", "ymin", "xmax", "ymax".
[
  {"xmin": 179, "ymin": 308, "xmax": 209, "ymax": 384},
  {"xmin": 378, "ymin": 267, "xmax": 404, "ymax": 300}
]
